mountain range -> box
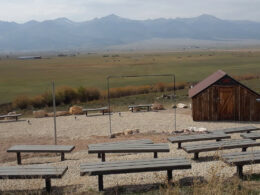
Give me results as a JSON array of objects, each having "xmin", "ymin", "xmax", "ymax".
[{"xmin": 1, "ymin": 14, "xmax": 260, "ymax": 52}]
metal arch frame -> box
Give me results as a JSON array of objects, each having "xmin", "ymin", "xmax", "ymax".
[{"xmin": 107, "ymin": 74, "xmax": 176, "ymax": 137}]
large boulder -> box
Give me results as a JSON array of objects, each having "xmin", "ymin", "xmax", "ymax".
[
  {"xmin": 177, "ymin": 103, "xmax": 188, "ymax": 108},
  {"xmin": 46, "ymin": 111, "xmax": 70, "ymax": 117},
  {"xmin": 69, "ymin": 106, "xmax": 83, "ymax": 115},
  {"xmin": 33, "ymin": 110, "xmax": 47, "ymax": 118},
  {"xmin": 152, "ymin": 103, "xmax": 164, "ymax": 110}
]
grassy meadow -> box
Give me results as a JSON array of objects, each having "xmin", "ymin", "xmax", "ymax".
[{"xmin": 0, "ymin": 50, "xmax": 260, "ymax": 105}]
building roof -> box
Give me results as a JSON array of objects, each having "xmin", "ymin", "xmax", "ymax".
[{"xmin": 189, "ymin": 70, "xmax": 227, "ymax": 98}]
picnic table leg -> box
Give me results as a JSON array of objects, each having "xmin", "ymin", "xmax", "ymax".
[
  {"xmin": 17, "ymin": 152, "xmax": 21, "ymax": 165},
  {"xmin": 101, "ymin": 153, "xmax": 105, "ymax": 162},
  {"xmin": 102, "ymin": 110, "xmax": 104, "ymax": 115},
  {"xmin": 167, "ymin": 170, "xmax": 173, "ymax": 182},
  {"xmin": 154, "ymin": 152, "xmax": 158, "ymax": 158},
  {"xmin": 177, "ymin": 142, "xmax": 182, "ymax": 149},
  {"xmin": 237, "ymin": 165, "xmax": 243, "ymax": 179},
  {"xmin": 194, "ymin": 152, "xmax": 199, "ymax": 160},
  {"xmin": 15, "ymin": 116, "xmax": 18, "ymax": 121},
  {"xmin": 131, "ymin": 108, "xmax": 133, "ymax": 112},
  {"xmin": 61, "ymin": 152, "xmax": 65, "ymax": 161},
  {"xmin": 45, "ymin": 178, "xmax": 51, "ymax": 192},
  {"xmin": 98, "ymin": 175, "xmax": 104, "ymax": 191},
  {"xmin": 242, "ymin": 148, "xmax": 247, "ymax": 152},
  {"xmin": 98, "ymin": 153, "xmax": 101, "ymax": 158},
  {"xmin": 85, "ymin": 111, "xmax": 88, "ymax": 116}
]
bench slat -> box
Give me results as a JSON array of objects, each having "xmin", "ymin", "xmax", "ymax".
[
  {"xmin": 7, "ymin": 145, "xmax": 75, "ymax": 153},
  {"xmin": 88, "ymin": 139, "xmax": 153, "ymax": 147},
  {"xmin": 209, "ymin": 126, "xmax": 260, "ymax": 134},
  {"xmin": 182, "ymin": 139, "xmax": 260, "ymax": 153},
  {"xmin": 241, "ymin": 133, "xmax": 260, "ymax": 140},
  {"xmin": 221, "ymin": 151, "xmax": 260, "ymax": 166},
  {"xmin": 81, "ymin": 158, "xmax": 191, "ymax": 176},
  {"xmin": 168, "ymin": 133, "xmax": 230, "ymax": 143},
  {"xmin": 0, "ymin": 166, "xmax": 68, "ymax": 179}
]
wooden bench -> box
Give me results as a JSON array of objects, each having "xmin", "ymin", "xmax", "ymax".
[
  {"xmin": 182, "ymin": 139, "xmax": 260, "ymax": 160},
  {"xmin": 209, "ymin": 126, "xmax": 260, "ymax": 134},
  {"xmin": 168, "ymin": 133, "xmax": 231, "ymax": 149},
  {"xmin": 88, "ymin": 143, "xmax": 169, "ymax": 161},
  {"xmin": 0, "ymin": 165, "xmax": 68, "ymax": 192},
  {"xmin": 80, "ymin": 157, "xmax": 191, "ymax": 191},
  {"xmin": 128, "ymin": 104, "xmax": 152, "ymax": 112},
  {"xmin": 241, "ymin": 132, "xmax": 260, "ymax": 140},
  {"xmin": 0, "ymin": 113, "xmax": 22, "ymax": 121},
  {"xmin": 89, "ymin": 139, "xmax": 154, "ymax": 159},
  {"xmin": 221, "ymin": 151, "xmax": 260, "ymax": 178},
  {"xmin": 7, "ymin": 145, "xmax": 75, "ymax": 165},
  {"xmin": 82, "ymin": 107, "xmax": 108, "ymax": 116}
]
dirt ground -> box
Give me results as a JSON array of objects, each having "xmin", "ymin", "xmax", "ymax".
[{"xmin": 0, "ymin": 108, "xmax": 260, "ymax": 194}]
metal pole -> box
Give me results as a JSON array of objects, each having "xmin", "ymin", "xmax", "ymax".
[
  {"xmin": 52, "ymin": 81, "xmax": 57, "ymax": 145},
  {"xmin": 173, "ymin": 75, "xmax": 176, "ymax": 131},
  {"xmin": 107, "ymin": 77, "xmax": 112, "ymax": 137}
]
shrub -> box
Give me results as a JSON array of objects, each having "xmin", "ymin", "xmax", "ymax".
[
  {"xmin": 31, "ymin": 95, "xmax": 45, "ymax": 108},
  {"xmin": 41, "ymin": 91, "xmax": 53, "ymax": 107},
  {"xmin": 12, "ymin": 95, "xmax": 31, "ymax": 109},
  {"xmin": 56, "ymin": 86, "xmax": 77, "ymax": 104}
]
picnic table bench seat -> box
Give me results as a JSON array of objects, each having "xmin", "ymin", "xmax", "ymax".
[
  {"xmin": 88, "ymin": 143, "xmax": 169, "ymax": 161},
  {"xmin": 209, "ymin": 126, "xmax": 260, "ymax": 134},
  {"xmin": 0, "ymin": 113, "xmax": 22, "ymax": 121},
  {"xmin": 0, "ymin": 165, "xmax": 68, "ymax": 192},
  {"xmin": 82, "ymin": 107, "xmax": 108, "ymax": 116},
  {"xmin": 7, "ymin": 145, "xmax": 75, "ymax": 165},
  {"xmin": 128, "ymin": 104, "xmax": 152, "ymax": 112},
  {"xmin": 241, "ymin": 132, "xmax": 260, "ymax": 140},
  {"xmin": 182, "ymin": 139, "xmax": 260, "ymax": 160},
  {"xmin": 221, "ymin": 151, "xmax": 260, "ymax": 178},
  {"xmin": 80, "ymin": 157, "xmax": 191, "ymax": 191},
  {"xmin": 168, "ymin": 133, "xmax": 231, "ymax": 149}
]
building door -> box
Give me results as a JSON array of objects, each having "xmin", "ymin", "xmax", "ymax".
[{"xmin": 218, "ymin": 87, "xmax": 235, "ymax": 120}]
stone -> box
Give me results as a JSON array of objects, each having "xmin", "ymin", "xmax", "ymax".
[
  {"xmin": 69, "ymin": 106, "xmax": 83, "ymax": 115},
  {"xmin": 33, "ymin": 110, "xmax": 47, "ymax": 118},
  {"xmin": 177, "ymin": 103, "xmax": 188, "ymax": 108},
  {"xmin": 151, "ymin": 103, "xmax": 164, "ymax": 110}
]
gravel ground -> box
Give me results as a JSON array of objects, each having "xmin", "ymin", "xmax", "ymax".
[{"xmin": 0, "ymin": 108, "xmax": 260, "ymax": 193}]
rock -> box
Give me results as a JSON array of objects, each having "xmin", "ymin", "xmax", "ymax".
[
  {"xmin": 69, "ymin": 106, "xmax": 83, "ymax": 115},
  {"xmin": 124, "ymin": 130, "xmax": 134, "ymax": 135},
  {"xmin": 151, "ymin": 103, "xmax": 164, "ymax": 110},
  {"xmin": 8, "ymin": 111, "xmax": 17, "ymax": 115},
  {"xmin": 177, "ymin": 103, "xmax": 188, "ymax": 108},
  {"xmin": 46, "ymin": 111, "xmax": 70, "ymax": 117},
  {"xmin": 33, "ymin": 110, "xmax": 47, "ymax": 118},
  {"xmin": 187, "ymin": 127, "xmax": 207, "ymax": 132},
  {"xmin": 111, "ymin": 132, "xmax": 125, "ymax": 137},
  {"xmin": 173, "ymin": 130, "xmax": 184, "ymax": 134}
]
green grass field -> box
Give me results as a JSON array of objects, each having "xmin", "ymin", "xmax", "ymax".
[{"xmin": 0, "ymin": 50, "xmax": 260, "ymax": 104}]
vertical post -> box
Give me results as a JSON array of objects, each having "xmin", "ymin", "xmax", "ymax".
[
  {"xmin": 177, "ymin": 142, "xmax": 182, "ymax": 149},
  {"xmin": 45, "ymin": 178, "xmax": 51, "ymax": 192},
  {"xmin": 101, "ymin": 153, "xmax": 106, "ymax": 162},
  {"xmin": 167, "ymin": 170, "xmax": 173, "ymax": 182},
  {"xmin": 194, "ymin": 152, "xmax": 199, "ymax": 160},
  {"xmin": 154, "ymin": 152, "xmax": 158, "ymax": 158},
  {"xmin": 52, "ymin": 81, "xmax": 57, "ymax": 145},
  {"xmin": 61, "ymin": 152, "xmax": 65, "ymax": 161},
  {"xmin": 237, "ymin": 165, "xmax": 243, "ymax": 179},
  {"xmin": 173, "ymin": 75, "xmax": 176, "ymax": 131},
  {"xmin": 107, "ymin": 77, "xmax": 112, "ymax": 137},
  {"xmin": 17, "ymin": 152, "xmax": 21, "ymax": 165},
  {"xmin": 98, "ymin": 175, "xmax": 104, "ymax": 191}
]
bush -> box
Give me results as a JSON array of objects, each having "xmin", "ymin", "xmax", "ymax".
[
  {"xmin": 12, "ymin": 95, "xmax": 31, "ymax": 109},
  {"xmin": 56, "ymin": 86, "xmax": 77, "ymax": 104},
  {"xmin": 41, "ymin": 91, "xmax": 53, "ymax": 107},
  {"xmin": 31, "ymin": 95, "xmax": 45, "ymax": 108}
]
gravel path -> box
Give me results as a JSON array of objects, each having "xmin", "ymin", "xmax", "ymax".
[{"xmin": 0, "ymin": 109, "xmax": 260, "ymax": 193}]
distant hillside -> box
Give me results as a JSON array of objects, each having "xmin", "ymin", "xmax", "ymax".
[{"xmin": 1, "ymin": 14, "xmax": 260, "ymax": 51}]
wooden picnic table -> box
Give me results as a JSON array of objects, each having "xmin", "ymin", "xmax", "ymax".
[
  {"xmin": 88, "ymin": 143, "xmax": 169, "ymax": 161},
  {"xmin": 0, "ymin": 113, "xmax": 22, "ymax": 121},
  {"xmin": 0, "ymin": 165, "xmax": 68, "ymax": 192},
  {"xmin": 82, "ymin": 107, "xmax": 108, "ymax": 116},
  {"xmin": 7, "ymin": 145, "xmax": 75, "ymax": 164},
  {"xmin": 128, "ymin": 104, "xmax": 152, "ymax": 112},
  {"xmin": 80, "ymin": 157, "xmax": 191, "ymax": 191},
  {"xmin": 168, "ymin": 133, "xmax": 231, "ymax": 149},
  {"xmin": 182, "ymin": 139, "xmax": 260, "ymax": 160},
  {"xmin": 209, "ymin": 126, "xmax": 260, "ymax": 134},
  {"xmin": 221, "ymin": 151, "xmax": 260, "ymax": 178},
  {"xmin": 241, "ymin": 132, "xmax": 260, "ymax": 140}
]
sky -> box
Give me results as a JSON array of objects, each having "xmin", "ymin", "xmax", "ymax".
[{"xmin": 0, "ymin": 0, "xmax": 260, "ymax": 23}]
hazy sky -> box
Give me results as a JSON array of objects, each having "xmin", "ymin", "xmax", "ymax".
[{"xmin": 1, "ymin": 0, "xmax": 260, "ymax": 23}]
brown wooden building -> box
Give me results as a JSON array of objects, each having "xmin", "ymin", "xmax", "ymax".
[{"xmin": 189, "ymin": 70, "xmax": 260, "ymax": 121}]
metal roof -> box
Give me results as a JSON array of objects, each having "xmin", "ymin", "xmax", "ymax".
[{"xmin": 189, "ymin": 70, "xmax": 227, "ymax": 98}]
